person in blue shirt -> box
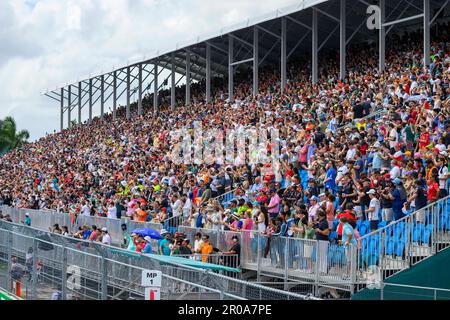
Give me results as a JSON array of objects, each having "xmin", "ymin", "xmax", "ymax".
[
  {"xmin": 158, "ymin": 231, "xmax": 172, "ymax": 256},
  {"xmin": 24, "ymin": 213, "xmax": 31, "ymax": 226},
  {"xmin": 143, "ymin": 236, "xmax": 153, "ymax": 254},
  {"xmin": 324, "ymin": 161, "xmax": 337, "ymax": 193},
  {"xmin": 340, "ymin": 216, "xmax": 357, "ymax": 277}
]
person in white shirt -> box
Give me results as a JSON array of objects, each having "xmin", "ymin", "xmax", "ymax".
[
  {"xmin": 389, "ymin": 160, "xmax": 401, "ymax": 180},
  {"xmin": 101, "ymin": 227, "xmax": 112, "ymax": 245},
  {"xmin": 366, "ymin": 189, "xmax": 380, "ymax": 231},
  {"xmin": 335, "ymin": 159, "xmax": 349, "ymax": 187},
  {"xmin": 193, "ymin": 232, "xmax": 203, "ymax": 261},
  {"xmin": 170, "ymin": 194, "xmax": 183, "ymax": 217},
  {"xmin": 107, "ymin": 202, "xmax": 117, "ymax": 219},
  {"xmin": 81, "ymin": 201, "xmax": 91, "ymax": 216},
  {"xmin": 346, "ymin": 143, "xmax": 357, "ymax": 161},
  {"xmin": 182, "ymin": 195, "xmax": 192, "ymax": 219},
  {"xmin": 388, "ymin": 123, "xmax": 398, "ymax": 150},
  {"xmin": 437, "ymin": 157, "xmax": 449, "ymax": 198}
]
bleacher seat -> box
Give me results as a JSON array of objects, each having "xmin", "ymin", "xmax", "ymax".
[
  {"xmin": 378, "ymin": 221, "xmax": 387, "ymax": 229},
  {"xmin": 329, "ymin": 231, "xmax": 338, "ymax": 240},
  {"xmin": 332, "ymin": 219, "xmax": 339, "ymax": 231},
  {"xmin": 395, "ymin": 241, "xmax": 406, "ymax": 257},
  {"xmin": 359, "ymin": 224, "xmax": 368, "ymax": 236},
  {"xmin": 423, "ymin": 225, "xmax": 433, "ymax": 244},
  {"xmin": 356, "ymin": 219, "xmax": 362, "ymax": 230},
  {"xmin": 412, "ymin": 223, "xmax": 425, "ymax": 242},
  {"xmin": 385, "ymin": 238, "xmax": 395, "ymax": 255}
]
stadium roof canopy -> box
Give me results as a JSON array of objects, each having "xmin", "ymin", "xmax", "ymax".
[{"xmin": 43, "ymin": 0, "xmax": 450, "ymax": 131}]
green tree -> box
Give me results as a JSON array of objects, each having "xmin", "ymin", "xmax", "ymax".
[{"xmin": 0, "ymin": 116, "xmax": 30, "ymax": 155}]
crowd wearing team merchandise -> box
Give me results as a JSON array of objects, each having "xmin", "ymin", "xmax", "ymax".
[{"xmin": 0, "ymin": 25, "xmax": 450, "ymax": 268}]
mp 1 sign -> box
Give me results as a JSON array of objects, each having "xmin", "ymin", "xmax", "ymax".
[
  {"xmin": 144, "ymin": 287, "xmax": 161, "ymax": 301},
  {"xmin": 141, "ymin": 270, "xmax": 162, "ymax": 287}
]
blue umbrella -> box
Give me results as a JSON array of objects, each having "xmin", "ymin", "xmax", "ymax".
[{"xmin": 132, "ymin": 228, "xmax": 163, "ymax": 240}]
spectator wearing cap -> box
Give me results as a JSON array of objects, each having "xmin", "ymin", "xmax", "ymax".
[
  {"xmin": 158, "ymin": 229, "xmax": 171, "ymax": 256},
  {"xmin": 308, "ymin": 196, "xmax": 320, "ymax": 223},
  {"xmin": 142, "ymin": 236, "xmax": 153, "ymax": 254},
  {"xmin": 266, "ymin": 188, "xmax": 281, "ymax": 219},
  {"xmin": 366, "ymin": 189, "xmax": 380, "ymax": 231},
  {"xmin": 101, "ymin": 227, "xmax": 111, "ymax": 245}
]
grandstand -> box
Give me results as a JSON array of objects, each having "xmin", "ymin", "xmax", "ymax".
[{"xmin": 1, "ymin": 0, "xmax": 450, "ymax": 300}]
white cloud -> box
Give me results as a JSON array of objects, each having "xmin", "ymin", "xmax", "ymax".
[{"xmin": 0, "ymin": 0, "xmax": 299, "ymax": 141}]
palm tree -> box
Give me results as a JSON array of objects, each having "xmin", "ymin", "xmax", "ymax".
[{"xmin": 0, "ymin": 116, "xmax": 30, "ymax": 155}]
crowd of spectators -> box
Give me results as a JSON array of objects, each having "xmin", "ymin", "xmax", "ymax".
[{"xmin": 0, "ymin": 25, "xmax": 450, "ymax": 268}]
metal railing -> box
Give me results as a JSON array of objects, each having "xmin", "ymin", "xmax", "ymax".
[
  {"xmin": 1, "ymin": 206, "xmax": 163, "ymax": 247},
  {"xmin": 0, "ymin": 219, "xmax": 317, "ymax": 300},
  {"xmin": 354, "ymin": 195, "xmax": 450, "ymax": 292},
  {"xmin": 178, "ymin": 226, "xmax": 355, "ymax": 292},
  {"xmin": 172, "ymin": 254, "xmax": 240, "ymax": 270},
  {"xmin": 379, "ymin": 283, "xmax": 450, "ymax": 300}
]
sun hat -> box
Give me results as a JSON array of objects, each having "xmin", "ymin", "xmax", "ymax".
[
  {"xmin": 144, "ymin": 236, "xmax": 152, "ymax": 242},
  {"xmin": 367, "ymin": 189, "xmax": 377, "ymax": 195}
]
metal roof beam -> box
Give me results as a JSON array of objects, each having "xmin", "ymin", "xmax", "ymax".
[
  {"xmin": 430, "ymin": 0, "xmax": 450, "ymax": 25},
  {"xmin": 315, "ymin": 7, "xmax": 340, "ymax": 23},
  {"xmin": 229, "ymin": 34, "xmax": 253, "ymax": 48},
  {"xmin": 255, "ymin": 25, "xmax": 281, "ymax": 40},
  {"xmin": 285, "ymin": 15, "xmax": 312, "ymax": 31}
]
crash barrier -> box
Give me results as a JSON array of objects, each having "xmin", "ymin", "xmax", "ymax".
[{"xmin": 0, "ymin": 220, "xmax": 319, "ymax": 300}]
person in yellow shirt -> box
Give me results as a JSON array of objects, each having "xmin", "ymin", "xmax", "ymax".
[{"xmin": 197, "ymin": 235, "xmax": 213, "ymax": 263}]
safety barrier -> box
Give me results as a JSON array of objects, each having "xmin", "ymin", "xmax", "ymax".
[
  {"xmin": 172, "ymin": 254, "xmax": 240, "ymax": 270},
  {"xmin": 353, "ymin": 195, "xmax": 450, "ymax": 292},
  {"xmin": 1, "ymin": 206, "xmax": 162, "ymax": 247},
  {"xmin": 0, "ymin": 220, "xmax": 317, "ymax": 300}
]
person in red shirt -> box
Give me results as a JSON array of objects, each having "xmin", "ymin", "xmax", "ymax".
[
  {"xmin": 336, "ymin": 203, "xmax": 357, "ymax": 241},
  {"xmin": 427, "ymin": 176, "xmax": 439, "ymax": 203},
  {"xmin": 418, "ymin": 126, "xmax": 430, "ymax": 150}
]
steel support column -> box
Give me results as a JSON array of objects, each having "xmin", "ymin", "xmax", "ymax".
[
  {"xmin": 113, "ymin": 71, "xmax": 117, "ymax": 121},
  {"xmin": 60, "ymin": 88, "xmax": 64, "ymax": 131},
  {"xmin": 171, "ymin": 54, "xmax": 176, "ymax": 110},
  {"xmin": 153, "ymin": 63, "xmax": 158, "ymax": 113},
  {"xmin": 340, "ymin": 0, "xmax": 346, "ymax": 80},
  {"xmin": 138, "ymin": 64, "xmax": 143, "ymax": 116},
  {"xmin": 281, "ymin": 17, "xmax": 287, "ymax": 93},
  {"xmin": 126, "ymin": 67, "xmax": 131, "ymax": 119},
  {"xmin": 186, "ymin": 53, "xmax": 191, "ymax": 108},
  {"xmin": 78, "ymin": 82, "xmax": 82, "ymax": 124},
  {"xmin": 312, "ymin": 8, "xmax": 318, "ymax": 84},
  {"xmin": 228, "ymin": 35, "xmax": 234, "ymax": 103},
  {"xmin": 89, "ymin": 79, "xmax": 93, "ymax": 123},
  {"xmin": 68, "ymin": 85, "xmax": 72, "ymax": 128},
  {"xmin": 100, "ymin": 75, "xmax": 104, "ymax": 120},
  {"xmin": 206, "ymin": 43, "xmax": 211, "ymax": 103},
  {"xmin": 423, "ymin": 0, "xmax": 430, "ymax": 67},
  {"xmin": 253, "ymin": 26, "xmax": 259, "ymax": 97},
  {"xmin": 379, "ymin": 0, "xmax": 386, "ymax": 71}
]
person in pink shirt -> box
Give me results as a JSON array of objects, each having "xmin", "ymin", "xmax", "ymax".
[{"xmin": 267, "ymin": 189, "xmax": 281, "ymax": 219}]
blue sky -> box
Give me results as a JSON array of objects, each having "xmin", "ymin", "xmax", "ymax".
[{"xmin": 0, "ymin": 0, "xmax": 299, "ymax": 141}]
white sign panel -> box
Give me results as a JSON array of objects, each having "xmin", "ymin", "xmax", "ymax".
[
  {"xmin": 141, "ymin": 270, "xmax": 162, "ymax": 287},
  {"xmin": 145, "ymin": 287, "xmax": 161, "ymax": 300}
]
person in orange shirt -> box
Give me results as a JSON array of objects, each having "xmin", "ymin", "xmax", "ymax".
[
  {"xmin": 197, "ymin": 235, "xmax": 213, "ymax": 263},
  {"xmin": 133, "ymin": 202, "xmax": 148, "ymax": 222}
]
